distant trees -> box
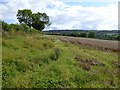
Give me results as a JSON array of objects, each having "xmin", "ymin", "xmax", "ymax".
[
  {"xmin": 116, "ymin": 35, "xmax": 120, "ymax": 40},
  {"xmin": 64, "ymin": 32, "xmax": 87, "ymax": 37},
  {"xmin": 88, "ymin": 32, "xmax": 96, "ymax": 38},
  {"xmin": 16, "ymin": 9, "xmax": 51, "ymax": 31},
  {"xmin": 97, "ymin": 34, "xmax": 120, "ymax": 40},
  {"xmin": 80, "ymin": 33, "xmax": 87, "ymax": 37}
]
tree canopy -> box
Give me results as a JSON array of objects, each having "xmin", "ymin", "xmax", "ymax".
[
  {"xmin": 16, "ymin": 9, "xmax": 51, "ymax": 31},
  {"xmin": 88, "ymin": 32, "xmax": 96, "ymax": 38}
]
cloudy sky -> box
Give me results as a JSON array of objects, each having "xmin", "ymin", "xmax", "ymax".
[{"xmin": 0, "ymin": 0, "xmax": 119, "ymax": 30}]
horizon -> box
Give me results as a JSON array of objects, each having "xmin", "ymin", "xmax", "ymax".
[
  {"xmin": 0, "ymin": 0, "xmax": 119, "ymax": 30},
  {"xmin": 42, "ymin": 29, "xmax": 119, "ymax": 31}
]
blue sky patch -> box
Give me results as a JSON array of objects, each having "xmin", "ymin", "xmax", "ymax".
[{"xmin": 65, "ymin": 2, "xmax": 116, "ymax": 7}]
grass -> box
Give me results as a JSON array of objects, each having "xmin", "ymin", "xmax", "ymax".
[
  {"xmin": 2, "ymin": 31, "xmax": 119, "ymax": 88},
  {"xmin": 0, "ymin": 35, "xmax": 2, "ymax": 89}
]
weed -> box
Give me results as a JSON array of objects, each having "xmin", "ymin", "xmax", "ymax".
[
  {"xmin": 2, "ymin": 31, "xmax": 119, "ymax": 88},
  {"xmin": 53, "ymin": 47, "xmax": 60, "ymax": 60}
]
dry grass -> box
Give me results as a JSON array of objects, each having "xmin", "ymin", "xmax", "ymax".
[{"xmin": 75, "ymin": 55, "xmax": 105, "ymax": 71}]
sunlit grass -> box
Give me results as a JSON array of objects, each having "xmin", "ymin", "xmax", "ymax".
[{"xmin": 2, "ymin": 31, "xmax": 119, "ymax": 88}]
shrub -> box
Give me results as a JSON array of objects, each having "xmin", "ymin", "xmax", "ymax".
[{"xmin": 1, "ymin": 21, "xmax": 11, "ymax": 31}]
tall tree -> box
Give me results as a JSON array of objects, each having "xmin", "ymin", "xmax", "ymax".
[
  {"xmin": 16, "ymin": 9, "xmax": 51, "ymax": 31},
  {"xmin": 17, "ymin": 9, "xmax": 32, "ymax": 27},
  {"xmin": 31, "ymin": 12, "xmax": 45, "ymax": 30}
]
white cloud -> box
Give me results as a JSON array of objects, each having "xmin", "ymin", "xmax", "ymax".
[
  {"xmin": 0, "ymin": 0, "xmax": 118, "ymax": 30},
  {"xmin": 47, "ymin": 3, "xmax": 118, "ymax": 30}
]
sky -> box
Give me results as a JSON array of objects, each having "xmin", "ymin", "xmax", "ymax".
[{"xmin": 0, "ymin": 0, "xmax": 119, "ymax": 30}]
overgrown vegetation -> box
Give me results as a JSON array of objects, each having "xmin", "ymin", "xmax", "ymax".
[
  {"xmin": 2, "ymin": 30, "xmax": 119, "ymax": 88},
  {"xmin": 1, "ymin": 20, "xmax": 38, "ymax": 33}
]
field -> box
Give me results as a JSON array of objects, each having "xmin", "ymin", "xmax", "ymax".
[
  {"xmin": 2, "ymin": 31, "xmax": 119, "ymax": 88},
  {"xmin": 58, "ymin": 36, "xmax": 119, "ymax": 52}
]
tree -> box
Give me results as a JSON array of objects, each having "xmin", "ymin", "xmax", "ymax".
[
  {"xmin": 88, "ymin": 32, "xmax": 96, "ymax": 38},
  {"xmin": 80, "ymin": 33, "xmax": 87, "ymax": 37},
  {"xmin": 116, "ymin": 35, "xmax": 120, "ymax": 40},
  {"xmin": 16, "ymin": 9, "xmax": 51, "ymax": 31},
  {"xmin": 17, "ymin": 9, "xmax": 32, "ymax": 28},
  {"xmin": 31, "ymin": 12, "xmax": 45, "ymax": 30}
]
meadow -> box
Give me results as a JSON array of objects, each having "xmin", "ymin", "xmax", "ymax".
[{"xmin": 2, "ymin": 30, "xmax": 119, "ymax": 88}]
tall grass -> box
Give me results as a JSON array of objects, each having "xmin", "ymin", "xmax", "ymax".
[{"xmin": 2, "ymin": 31, "xmax": 119, "ymax": 88}]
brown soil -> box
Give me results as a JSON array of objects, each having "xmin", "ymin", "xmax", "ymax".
[{"xmin": 58, "ymin": 36, "xmax": 119, "ymax": 52}]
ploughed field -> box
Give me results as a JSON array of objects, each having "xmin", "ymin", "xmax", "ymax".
[
  {"xmin": 58, "ymin": 36, "xmax": 119, "ymax": 52},
  {"xmin": 2, "ymin": 31, "xmax": 119, "ymax": 88}
]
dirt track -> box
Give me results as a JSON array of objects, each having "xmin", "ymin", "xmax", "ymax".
[{"xmin": 58, "ymin": 36, "xmax": 119, "ymax": 52}]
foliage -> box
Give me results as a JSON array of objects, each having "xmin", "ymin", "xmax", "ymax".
[
  {"xmin": 17, "ymin": 9, "xmax": 32, "ymax": 28},
  {"xmin": 1, "ymin": 20, "xmax": 11, "ymax": 31},
  {"xmin": 43, "ymin": 30, "xmax": 119, "ymax": 41},
  {"xmin": 80, "ymin": 33, "xmax": 87, "ymax": 37},
  {"xmin": 16, "ymin": 9, "xmax": 51, "ymax": 31},
  {"xmin": 2, "ymin": 31, "xmax": 119, "ymax": 88},
  {"xmin": 1, "ymin": 20, "xmax": 39, "ymax": 35},
  {"xmin": 97, "ymin": 34, "xmax": 120, "ymax": 40},
  {"xmin": 88, "ymin": 32, "xmax": 96, "ymax": 38}
]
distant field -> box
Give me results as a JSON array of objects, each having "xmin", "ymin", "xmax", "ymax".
[{"xmin": 58, "ymin": 36, "xmax": 119, "ymax": 52}]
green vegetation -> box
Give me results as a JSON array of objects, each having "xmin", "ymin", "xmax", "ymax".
[
  {"xmin": 1, "ymin": 9, "xmax": 119, "ymax": 88},
  {"xmin": 17, "ymin": 9, "xmax": 51, "ymax": 31},
  {"xmin": 1, "ymin": 9, "xmax": 51, "ymax": 32},
  {"xmin": 44, "ymin": 30, "xmax": 120, "ymax": 41},
  {"xmin": 1, "ymin": 20, "xmax": 36, "ymax": 33},
  {"xmin": 98, "ymin": 34, "xmax": 120, "ymax": 40},
  {"xmin": 88, "ymin": 32, "xmax": 96, "ymax": 38},
  {"xmin": 80, "ymin": 32, "xmax": 87, "ymax": 37},
  {"xmin": 2, "ymin": 30, "xmax": 119, "ymax": 88}
]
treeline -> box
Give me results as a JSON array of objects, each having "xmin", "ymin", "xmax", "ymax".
[
  {"xmin": 43, "ymin": 30, "xmax": 120, "ymax": 41},
  {"xmin": 97, "ymin": 34, "xmax": 120, "ymax": 40},
  {"xmin": 61, "ymin": 32, "xmax": 96, "ymax": 38}
]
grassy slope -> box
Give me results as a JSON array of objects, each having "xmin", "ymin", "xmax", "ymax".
[
  {"xmin": 0, "ymin": 34, "xmax": 2, "ymax": 88},
  {"xmin": 2, "ymin": 31, "xmax": 119, "ymax": 88}
]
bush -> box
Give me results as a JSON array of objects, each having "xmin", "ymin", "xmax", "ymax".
[
  {"xmin": 1, "ymin": 21, "xmax": 11, "ymax": 31},
  {"xmin": 1, "ymin": 20, "xmax": 39, "ymax": 33}
]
